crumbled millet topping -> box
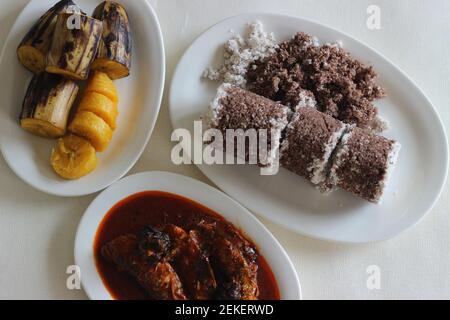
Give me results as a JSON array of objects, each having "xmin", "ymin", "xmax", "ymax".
[{"xmin": 247, "ymin": 32, "xmax": 386, "ymax": 130}]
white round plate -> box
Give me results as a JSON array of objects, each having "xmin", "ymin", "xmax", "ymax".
[
  {"xmin": 74, "ymin": 171, "xmax": 301, "ymax": 300},
  {"xmin": 169, "ymin": 13, "xmax": 449, "ymax": 243},
  {"xmin": 0, "ymin": 0, "xmax": 165, "ymax": 196}
]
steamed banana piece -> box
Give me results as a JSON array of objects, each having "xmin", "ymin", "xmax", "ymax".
[
  {"xmin": 92, "ymin": 1, "xmax": 132, "ymax": 79},
  {"xmin": 46, "ymin": 13, "xmax": 103, "ymax": 80},
  {"xmin": 17, "ymin": 0, "xmax": 76, "ymax": 73},
  {"xmin": 20, "ymin": 73, "xmax": 79, "ymax": 139}
]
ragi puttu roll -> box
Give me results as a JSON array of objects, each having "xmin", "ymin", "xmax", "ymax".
[
  {"xmin": 206, "ymin": 84, "xmax": 290, "ymax": 168},
  {"xmin": 328, "ymin": 127, "xmax": 401, "ymax": 203},
  {"xmin": 280, "ymin": 107, "xmax": 347, "ymax": 185}
]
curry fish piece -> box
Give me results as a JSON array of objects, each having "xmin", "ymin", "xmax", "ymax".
[
  {"xmin": 193, "ymin": 221, "xmax": 259, "ymax": 300},
  {"xmin": 145, "ymin": 224, "xmax": 217, "ymax": 300},
  {"xmin": 101, "ymin": 234, "xmax": 187, "ymax": 300}
]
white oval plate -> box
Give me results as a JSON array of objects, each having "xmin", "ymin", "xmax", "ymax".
[
  {"xmin": 74, "ymin": 171, "xmax": 301, "ymax": 300},
  {"xmin": 169, "ymin": 13, "xmax": 449, "ymax": 243},
  {"xmin": 0, "ymin": 0, "xmax": 165, "ymax": 197}
]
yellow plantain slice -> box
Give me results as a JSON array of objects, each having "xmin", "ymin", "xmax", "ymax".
[
  {"xmin": 51, "ymin": 134, "xmax": 97, "ymax": 180},
  {"xmin": 68, "ymin": 111, "xmax": 113, "ymax": 152},
  {"xmin": 78, "ymin": 91, "xmax": 118, "ymax": 129}
]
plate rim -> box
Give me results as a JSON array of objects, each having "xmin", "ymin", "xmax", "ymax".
[
  {"xmin": 169, "ymin": 12, "xmax": 449, "ymax": 243},
  {"xmin": 0, "ymin": 0, "xmax": 166, "ymax": 197},
  {"xmin": 74, "ymin": 170, "xmax": 302, "ymax": 300}
]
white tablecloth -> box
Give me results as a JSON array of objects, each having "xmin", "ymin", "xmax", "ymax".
[{"xmin": 0, "ymin": 0, "xmax": 449, "ymax": 299}]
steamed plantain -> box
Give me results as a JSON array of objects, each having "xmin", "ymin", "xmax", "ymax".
[
  {"xmin": 46, "ymin": 13, "xmax": 103, "ymax": 80},
  {"xmin": 20, "ymin": 73, "xmax": 79, "ymax": 139},
  {"xmin": 92, "ymin": 1, "xmax": 132, "ymax": 79},
  {"xmin": 17, "ymin": 0, "xmax": 76, "ymax": 73},
  {"xmin": 78, "ymin": 92, "xmax": 118, "ymax": 129},
  {"xmin": 51, "ymin": 134, "xmax": 97, "ymax": 180},
  {"xmin": 85, "ymin": 71, "xmax": 118, "ymax": 104},
  {"xmin": 68, "ymin": 111, "xmax": 113, "ymax": 152}
]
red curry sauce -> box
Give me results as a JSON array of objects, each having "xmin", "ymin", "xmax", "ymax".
[{"xmin": 94, "ymin": 191, "xmax": 280, "ymax": 300}]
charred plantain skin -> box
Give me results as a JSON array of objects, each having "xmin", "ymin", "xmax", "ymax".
[
  {"xmin": 20, "ymin": 73, "xmax": 79, "ymax": 139},
  {"xmin": 17, "ymin": 0, "xmax": 76, "ymax": 73},
  {"xmin": 46, "ymin": 12, "xmax": 103, "ymax": 80},
  {"xmin": 91, "ymin": 1, "xmax": 132, "ymax": 80}
]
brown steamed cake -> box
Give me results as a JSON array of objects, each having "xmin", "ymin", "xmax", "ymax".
[
  {"xmin": 205, "ymin": 84, "xmax": 400, "ymax": 203},
  {"xmin": 206, "ymin": 84, "xmax": 290, "ymax": 167},
  {"xmin": 246, "ymin": 32, "xmax": 386, "ymax": 130},
  {"xmin": 280, "ymin": 107, "xmax": 347, "ymax": 185},
  {"xmin": 328, "ymin": 127, "xmax": 401, "ymax": 203}
]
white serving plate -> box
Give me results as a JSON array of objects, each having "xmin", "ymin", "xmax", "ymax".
[
  {"xmin": 74, "ymin": 171, "xmax": 301, "ymax": 300},
  {"xmin": 169, "ymin": 13, "xmax": 449, "ymax": 243},
  {"xmin": 0, "ymin": 0, "xmax": 165, "ymax": 196}
]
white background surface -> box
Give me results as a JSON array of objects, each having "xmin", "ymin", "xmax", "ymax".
[{"xmin": 0, "ymin": 0, "xmax": 449, "ymax": 300}]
